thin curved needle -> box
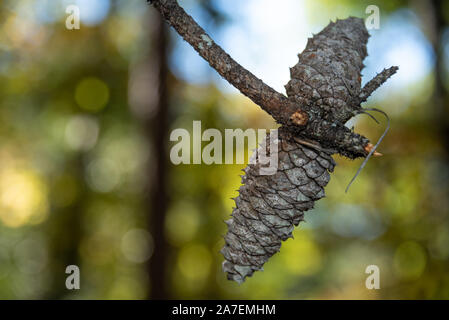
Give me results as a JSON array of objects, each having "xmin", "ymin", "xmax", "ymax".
[{"xmin": 345, "ymin": 108, "xmax": 390, "ymax": 193}]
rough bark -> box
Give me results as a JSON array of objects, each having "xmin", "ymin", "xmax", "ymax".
[
  {"xmin": 285, "ymin": 17, "xmax": 397, "ymax": 157},
  {"xmin": 149, "ymin": 1, "xmax": 397, "ymax": 158},
  {"xmin": 148, "ymin": 0, "xmax": 307, "ymax": 125},
  {"xmin": 358, "ymin": 66, "xmax": 399, "ymax": 103}
]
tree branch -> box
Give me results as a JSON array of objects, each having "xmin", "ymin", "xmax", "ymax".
[
  {"xmin": 359, "ymin": 66, "xmax": 398, "ymax": 103},
  {"xmin": 148, "ymin": 0, "xmax": 307, "ymax": 125}
]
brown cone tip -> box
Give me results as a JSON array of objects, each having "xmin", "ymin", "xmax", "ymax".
[{"xmin": 364, "ymin": 143, "xmax": 382, "ymax": 157}]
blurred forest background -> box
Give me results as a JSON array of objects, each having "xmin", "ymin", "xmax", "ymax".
[{"xmin": 0, "ymin": 0, "xmax": 448, "ymax": 299}]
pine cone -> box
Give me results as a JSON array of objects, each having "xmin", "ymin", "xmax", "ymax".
[
  {"xmin": 221, "ymin": 131, "xmax": 335, "ymax": 283},
  {"xmin": 286, "ymin": 17, "xmax": 369, "ymax": 124}
]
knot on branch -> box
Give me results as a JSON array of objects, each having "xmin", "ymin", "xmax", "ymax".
[{"xmin": 289, "ymin": 110, "xmax": 308, "ymax": 126}]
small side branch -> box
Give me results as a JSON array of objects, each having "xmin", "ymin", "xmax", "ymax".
[
  {"xmin": 359, "ymin": 66, "xmax": 398, "ymax": 103},
  {"xmin": 148, "ymin": 0, "xmax": 307, "ymax": 125}
]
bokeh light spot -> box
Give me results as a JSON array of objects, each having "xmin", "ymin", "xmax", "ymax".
[
  {"xmin": 281, "ymin": 232, "xmax": 321, "ymax": 276},
  {"xmin": 107, "ymin": 276, "xmax": 147, "ymax": 299},
  {"xmin": 13, "ymin": 234, "xmax": 48, "ymax": 275},
  {"xmin": 86, "ymin": 158, "xmax": 121, "ymax": 193},
  {"xmin": 75, "ymin": 77, "xmax": 110, "ymax": 112},
  {"xmin": 121, "ymin": 229, "xmax": 154, "ymax": 264},
  {"xmin": 177, "ymin": 244, "xmax": 212, "ymax": 283},
  {"xmin": 394, "ymin": 241, "xmax": 427, "ymax": 280},
  {"xmin": 165, "ymin": 202, "xmax": 201, "ymax": 246},
  {"xmin": 429, "ymin": 225, "xmax": 449, "ymax": 260},
  {"xmin": 74, "ymin": 0, "xmax": 111, "ymax": 26},
  {"xmin": 0, "ymin": 169, "xmax": 49, "ymax": 228},
  {"xmin": 65, "ymin": 115, "xmax": 100, "ymax": 151}
]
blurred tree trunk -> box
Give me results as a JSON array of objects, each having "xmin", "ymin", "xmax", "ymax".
[
  {"xmin": 428, "ymin": 0, "xmax": 449, "ymax": 157},
  {"xmin": 146, "ymin": 11, "xmax": 170, "ymax": 299},
  {"xmin": 44, "ymin": 158, "xmax": 85, "ymax": 299}
]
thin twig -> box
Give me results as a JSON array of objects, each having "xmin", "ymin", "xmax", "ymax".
[{"xmin": 359, "ymin": 66, "xmax": 398, "ymax": 103}]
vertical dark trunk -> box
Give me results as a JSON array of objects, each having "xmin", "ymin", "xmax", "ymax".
[
  {"xmin": 430, "ymin": 0, "xmax": 449, "ymax": 156},
  {"xmin": 44, "ymin": 157, "xmax": 84, "ymax": 299},
  {"xmin": 147, "ymin": 13, "xmax": 170, "ymax": 299}
]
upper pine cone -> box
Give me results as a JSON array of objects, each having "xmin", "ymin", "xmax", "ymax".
[{"xmin": 285, "ymin": 17, "xmax": 369, "ymax": 124}]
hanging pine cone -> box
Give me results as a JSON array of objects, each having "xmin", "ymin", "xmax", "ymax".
[{"xmin": 221, "ymin": 130, "xmax": 335, "ymax": 283}]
